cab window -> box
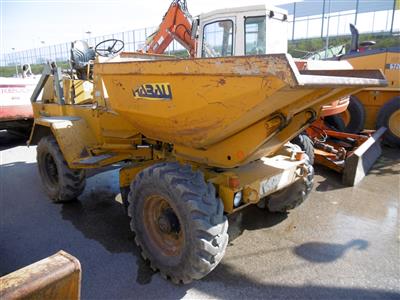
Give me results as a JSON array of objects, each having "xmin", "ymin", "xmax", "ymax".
[
  {"xmin": 245, "ymin": 16, "xmax": 266, "ymax": 55},
  {"xmin": 202, "ymin": 20, "xmax": 233, "ymax": 58}
]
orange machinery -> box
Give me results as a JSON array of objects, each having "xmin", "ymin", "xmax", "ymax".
[
  {"xmin": 305, "ymin": 118, "xmax": 385, "ymax": 185},
  {"xmin": 142, "ymin": 0, "xmax": 196, "ymax": 57}
]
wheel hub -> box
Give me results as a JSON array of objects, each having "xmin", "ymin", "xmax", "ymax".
[
  {"xmin": 158, "ymin": 208, "xmax": 180, "ymax": 234},
  {"xmin": 388, "ymin": 110, "xmax": 400, "ymax": 137},
  {"xmin": 143, "ymin": 195, "xmax": 183, "ymax": 257}
]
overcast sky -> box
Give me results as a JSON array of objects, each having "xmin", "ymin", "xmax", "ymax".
[{"xmin": 0, "ymin": 0, "xmax": 299, "ymax": 54}]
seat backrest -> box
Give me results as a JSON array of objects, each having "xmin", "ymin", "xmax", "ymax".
[
  {"xmin": 70, "ymin": 40, "xmax": 95, "ymax": 70},
  {"xmin": 70, "ymin": 40, "xmax": 95, "ymax": 79}
]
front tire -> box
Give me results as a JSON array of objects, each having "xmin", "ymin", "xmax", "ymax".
[
  {"xmin": 343, "ymin": 96, "xmax": 366, "ymax": 133},
  {"xmin": 128, "ymin": 162, "xmax": 228, "ymax": 284},
  {"xmin": 37, "ymin": 136, "xmax": 86, "ymax": 202}
]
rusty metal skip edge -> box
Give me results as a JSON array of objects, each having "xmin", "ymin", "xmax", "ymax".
[{"xmin": 0, "ymin": 251, "xmax": 81, "ymax": 300}]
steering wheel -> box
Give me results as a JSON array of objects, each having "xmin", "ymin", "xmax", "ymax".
[{"xmin": 95, "ymin": 39, "xmax": 124, "ymax": 57}]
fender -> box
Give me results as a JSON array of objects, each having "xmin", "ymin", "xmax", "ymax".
[{"xmin": 29, "ymin": 116, "xmax": 96, "ymax": 168}]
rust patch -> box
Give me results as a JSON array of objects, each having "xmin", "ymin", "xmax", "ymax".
[
  {"xmin": 112, "ymin": 80, "xmax": 124, "ymax": 89},
  {"xmin": 217, "ymin": 78, "xmax": 226, "ymax": 86},
  {"xmin": 236, "ymin": 150, "xmax": 245, "ymax": 161}
]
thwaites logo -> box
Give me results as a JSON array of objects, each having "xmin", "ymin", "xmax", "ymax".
[{"xmin": 133, "ymin": 83, "xmax": 172, "ymax": 100}]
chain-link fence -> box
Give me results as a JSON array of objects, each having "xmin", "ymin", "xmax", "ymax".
[
  {"xmin": 1, "ymin": 26, "xmax": 186, "ymax": 67},
  {"xmin": 1, "ymin": 7, "xmax": 399, "ymax": 67},
  {"xmin": 287, "ymin": 7, "xmax": 399, "ymax": 40}
]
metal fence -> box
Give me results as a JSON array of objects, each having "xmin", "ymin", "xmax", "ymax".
[
  {"xmin": 1, "ymin": 26, "xmax": 186, "ymax": 67},
  {"xmin": 287, "ymin": 8, "xmax": 399, "ymax": 40},
  {"xmin": 1, "ymin": 7, "xmax": 399, "ymax": 67}
]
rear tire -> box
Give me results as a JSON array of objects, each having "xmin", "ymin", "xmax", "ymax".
[
  {"xmin": 343, "ymin": 96, "xmax": 366, "ymax": 133},
  {"xmin": 376, "ymin": 97, "xmax": 400, "ymax": 147},
  {"xmin": 291, "ymin": 134, "xmax": 314, "ymax": 165},
  {"xmin": 266, "ymin": 156, "xmax": 314, "ymax": 213},
  {"xmin": 37, "ymin": 136, "xmax": 86, "ymax": 202},
  {"xmin": 324, "ymin": 115, "xmax": 346, "ymax": 132},
  {"xmin": 128, "ymin": 162, "xmax": 228, "ymax": 284}
]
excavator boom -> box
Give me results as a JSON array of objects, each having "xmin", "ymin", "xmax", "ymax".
[{"xmin": 143, "ymin": 0, "xmax": 196, "ymax": 56}]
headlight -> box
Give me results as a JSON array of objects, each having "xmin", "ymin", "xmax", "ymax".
[{"xmin": 233, "ymin": 191, "xmax": 242, "ymax": 207}]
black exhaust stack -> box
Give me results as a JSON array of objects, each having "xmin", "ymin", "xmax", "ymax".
[{"xmin": 350, "ymin": 24, "xmax": 359, "ymax": 52}]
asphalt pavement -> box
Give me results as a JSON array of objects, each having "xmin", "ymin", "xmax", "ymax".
[{"xmin": 1, "ymin": 130, "xmax": 399, "ymax": 299}]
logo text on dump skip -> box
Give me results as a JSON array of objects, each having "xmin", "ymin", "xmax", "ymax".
[{"xmin": 133, "ymin": 83, "xmax": 172, "ymax": 100}]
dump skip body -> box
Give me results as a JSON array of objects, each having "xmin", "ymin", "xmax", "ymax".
[{"xmin": 97, "ymin": 53, "xmax": 386, "ymax": 156}]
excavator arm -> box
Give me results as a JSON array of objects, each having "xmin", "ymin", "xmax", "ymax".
[{"xmin": 143, "ymin": 0, "xmax": 196, "ymax": 57}]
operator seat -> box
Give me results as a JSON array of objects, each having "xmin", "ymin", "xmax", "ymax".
[{"xmin": 70, "ymin": 40, "xmax": 95, "ymax": 80}]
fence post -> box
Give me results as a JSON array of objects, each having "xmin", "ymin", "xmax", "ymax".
[
  {"xmin": 66, "ymin": 43, "xmax": 70, "ymax": 62},
  {"xmin": 372, "ymin": 11, "xmax": 376, "ymax": 32},
  {"xmin": 337, "ymin": 12, "xmax": 340, "ymax": 36},
  {"xmin": 324, "ymin": 0, "xmax": 332, "ymax": 59},
  {"xmin": 354, "ymin": 0, "xmax": 359, "ymax": 25},
  {"xmin": 132, "ymin": 30, "xmax": 135, "ymax": 51},
  {"xmin": 390, "ymin": 0, "xmax": 397, "ymax": 33},
  {"xmin": 306, "ymin": 16, "xmax": 309, "ymax": 38},
  {"xmin": 145, "ymin": 27, "xmax": 147, "ymax": 44},
  {"xmin": 321, "ymin": 0, "xmax": 326, "ymax": 38}
]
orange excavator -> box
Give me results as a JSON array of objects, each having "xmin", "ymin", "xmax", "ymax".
[
  {"xmin": 142, "ymin": 0, "xmax": 385, "ymax": 186},
  {"xmin": 142, "ymin": 0, "xmax": 196, "ymax": 56}
]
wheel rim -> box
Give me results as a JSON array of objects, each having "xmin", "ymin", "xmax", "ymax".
[
  {"xmin": 388, "ymin": 109, "xmax": 400, "ymax": 138},
  {"xmin": 143, "ymin": 195, "xmax": 183, "ymax": 257},
  {"xmin": 43, "ymin": 153, "xmax": 59, "ymax": 186}
]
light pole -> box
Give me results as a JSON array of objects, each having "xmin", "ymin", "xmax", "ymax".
[{"xmin": 324, "ymin": 0, "xmax": 332, "ymax": 59}]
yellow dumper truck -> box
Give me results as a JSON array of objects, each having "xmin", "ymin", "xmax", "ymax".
[{"xmin": 28, "ymin": 4, "xmax": 386, "ymax": 283}]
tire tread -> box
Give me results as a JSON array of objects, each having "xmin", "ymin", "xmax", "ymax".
[
  {"xmin": 127, "ymin": 162, "xmax": 228, "ymax": 284},
  {"xmin": 37, "ymin": 136, "xmax": 85, "ymax": 202}
]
